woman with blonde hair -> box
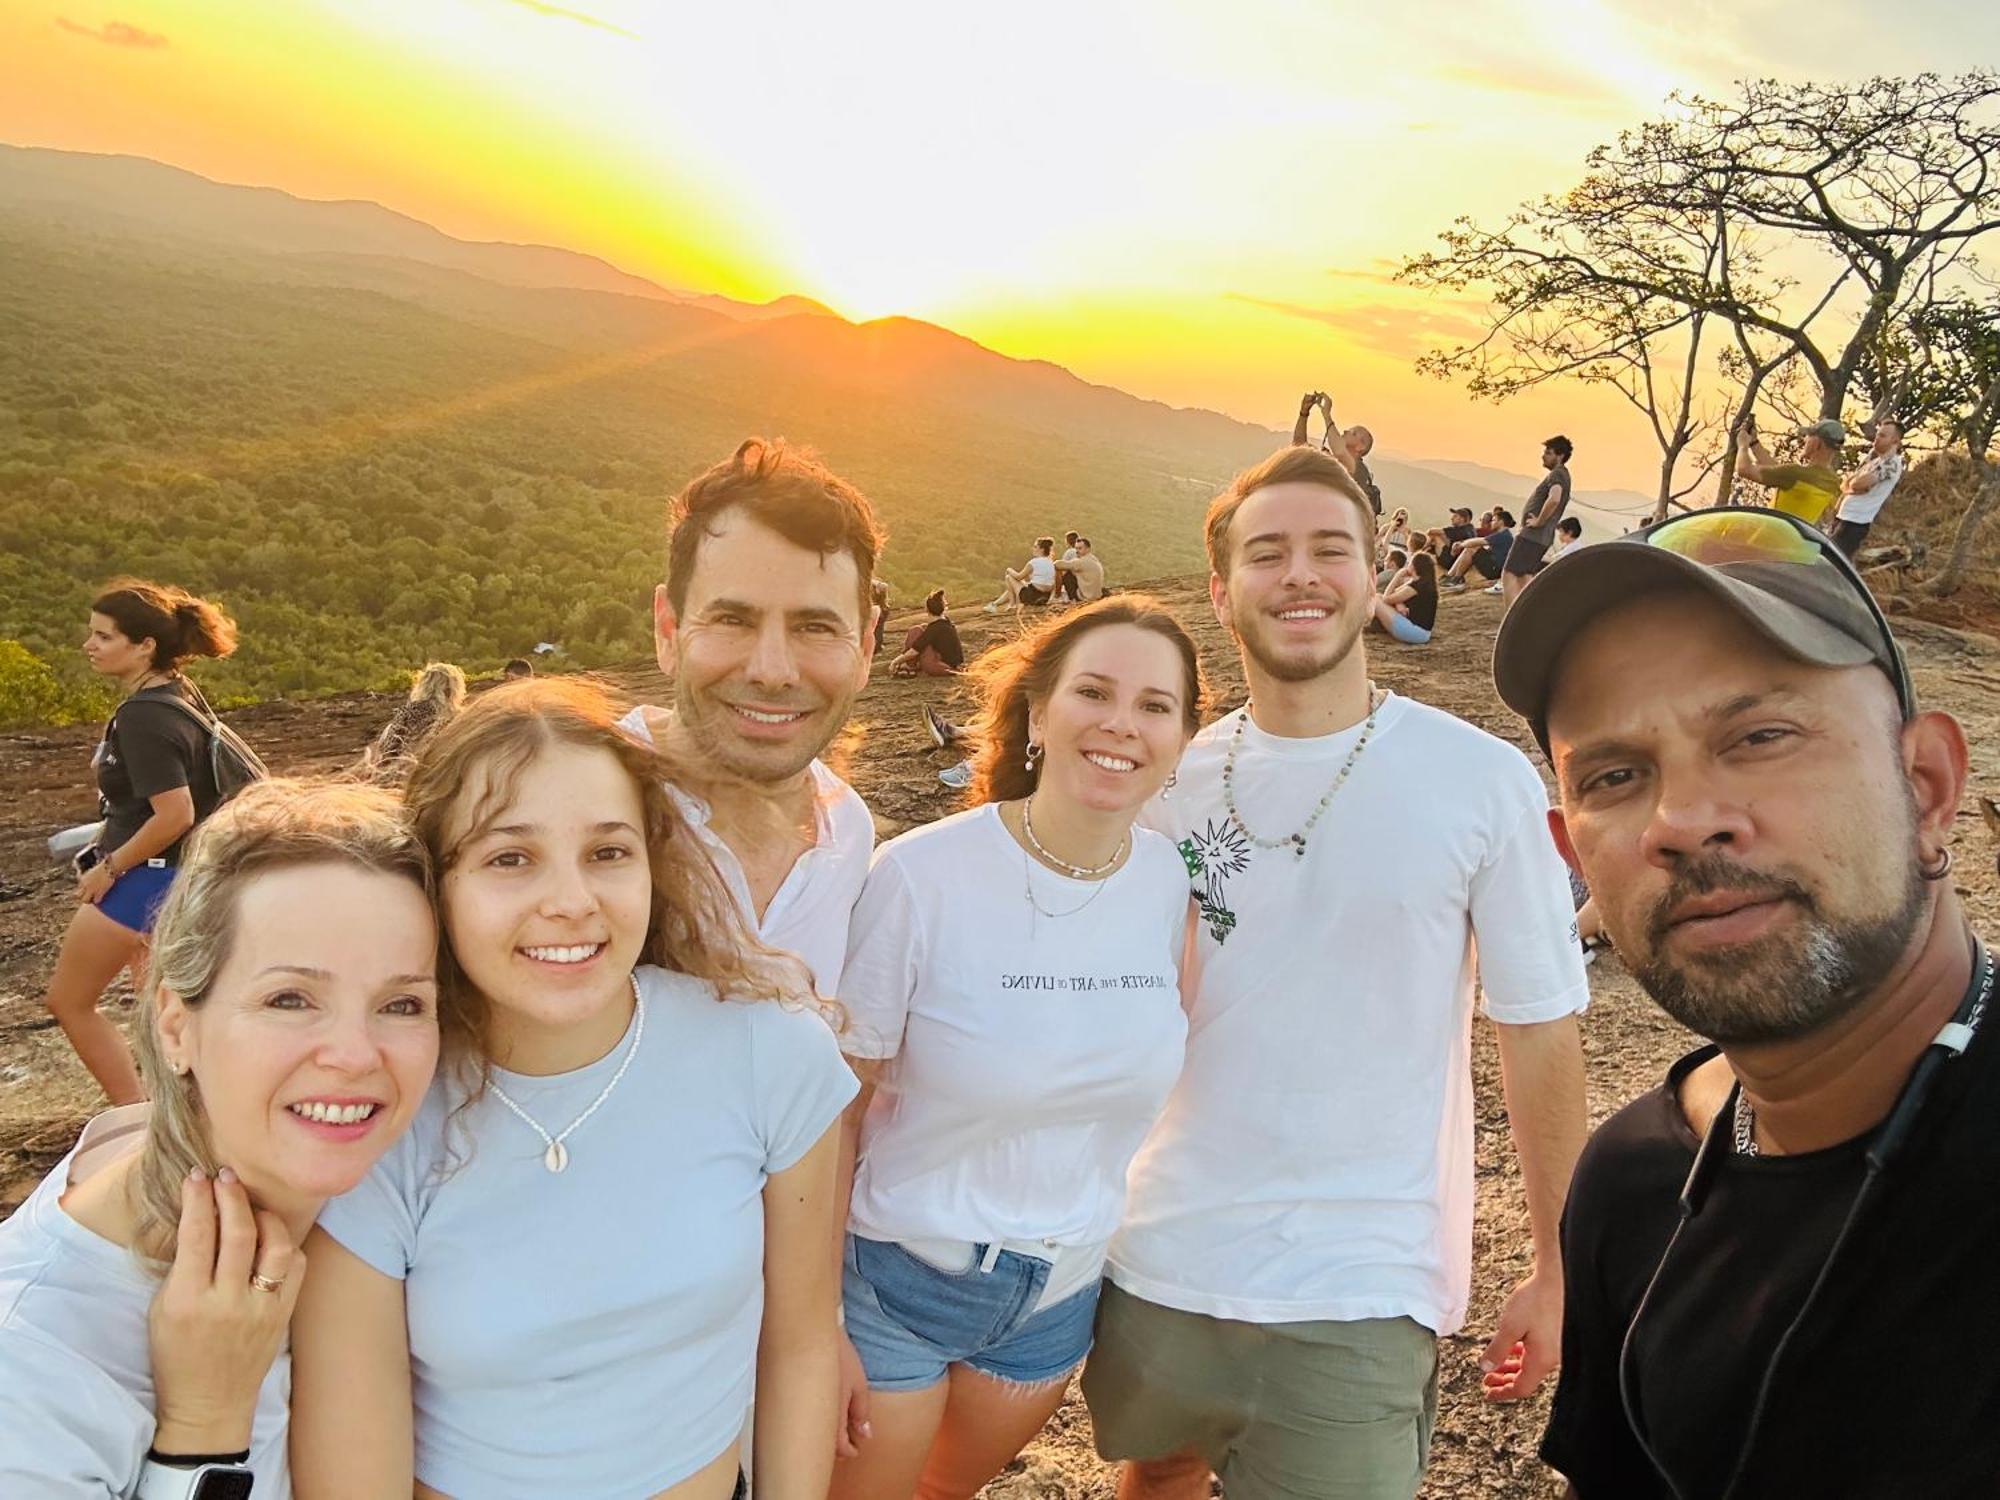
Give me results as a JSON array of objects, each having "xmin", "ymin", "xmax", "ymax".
[
  {"xmin": 361, "ymin": 662, "xmax": 467, "ymax": 782},
  {"xmin": 54, "ymin": 577, "xmax": 241, "ymax": 1104},
  {"xmin": 1378, "ymin": 507, "xmax": 1413, "ymax": 561},
  {"xmin": 292, "ymin": 678, "xmax": 856, "ymax": 1500},
  {"xmin": 829, "ymin": 596, "xmax": 1203, "ymax": 1500},
  {"xmin": 0, "ymin": 778, "xmax": 441, "ymax": 1497}
]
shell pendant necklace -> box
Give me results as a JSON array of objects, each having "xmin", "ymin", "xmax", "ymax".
[
  {"xmin": 486, "ymin": 972, "xmax": 645, "ymax": 1173},
  {"xmin": 1223, "ymin": 685, "xmax": 1385, "ymax": 860}
]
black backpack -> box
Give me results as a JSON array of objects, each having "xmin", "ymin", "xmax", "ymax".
[{"xmin": 113, "ymin": 686, "xmax": 269, "ymax": 811}]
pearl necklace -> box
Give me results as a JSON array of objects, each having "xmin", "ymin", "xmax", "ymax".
[
  {"xmin": 1020, "ymin": 795, "xmax": 1127, "ymax": 879},
  {"xmin": 486, "ymin": 973, "xmax": 644, "ymax": 1174},
  {"xmin": 1222, "ymin": 687, "xmax": 1385, "ymax": 861}
]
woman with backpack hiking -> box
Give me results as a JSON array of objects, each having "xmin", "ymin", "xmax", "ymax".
[{"xmin": 52, "ymin": 578, "xmax": 242, "ymax": 1103}]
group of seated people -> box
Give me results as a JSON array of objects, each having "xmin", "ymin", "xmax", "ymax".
[
  {"xmin": 983, "ymin": 531, "xmax": 1106, "ymax": 614},
  {"xmin": 1368, "ymin": 504, "xmax": 1585, "ymax": 646}
]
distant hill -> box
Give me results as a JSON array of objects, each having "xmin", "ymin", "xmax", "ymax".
[
  {"xmin": 0, "ymin": 145, "xmax": 1706, "ymax": 717},
  {"xmin": 0, "ymin": 146, "xmax": 1312, "ymax": 707},
  {"xmin": 0, "ymin": 144, "xmax": 837, "ymax": 327}
]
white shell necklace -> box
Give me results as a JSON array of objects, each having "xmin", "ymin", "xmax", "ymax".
[
  {"xmin": 486, "ymin": 972, "xmax": 644, "ymax": 1174},
  {"xmin": 1222, "ymin": 685, "xmax": 1386, "ymax": 861}
]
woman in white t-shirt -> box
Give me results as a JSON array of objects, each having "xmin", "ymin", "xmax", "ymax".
[
  {"xmin": 828, "ymin": 596, "xmax": 1203, "ymax": 1500},
  {"xmin": 0, "ymin": 779, "xmax": 441, "ymax": 1500},
  {"xmin": 291, "ymin": 679, "xmax": 855, "ymax": 1500},
  {"xmin": 982, "ymin": 536, "xmax": 1062, "ymax": 613}
]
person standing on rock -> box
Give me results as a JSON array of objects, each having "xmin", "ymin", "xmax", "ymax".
[
  {"xmin": 1292, "ymin": 389, "xmax": 1383, "ymax": 517},
  {"xmin": 1502, "ymin": 436, "xmax": 1574, "ymax": 613},
  {"xmin": 619, "ymin": 436, "xmax": 883, "ymax": 997},
  {"xmin": 1832, "ymin": 418, "xmax": 1907, "ymax": 558},
  {"xmin": 1084, "ymin": 443, "xmax": 1591, "ymax": 1500},
  {"xmin": 1493, "ymin": 507, "xmax": 1997, "ymax": 1499},
  {"xmin": 49, "ymin": 579, "xmax": 240, "ymax": 1104}
]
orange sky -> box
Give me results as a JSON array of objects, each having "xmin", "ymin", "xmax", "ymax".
[{"xmin": 3, "ymin": 1, "xmax": 1985, "ymax": 492}]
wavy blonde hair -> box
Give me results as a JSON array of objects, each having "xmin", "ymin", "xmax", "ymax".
[
  {"xmin": 398, "ymin": 678, "xmax": 816, "ymax": 1099},
  {"xmin": 130, "ymin": 778, "xmax": 433, "ymax": 1265},
  {"xmin": 408, "ymin": 662, "xmax": 468, "ymax": 713}
]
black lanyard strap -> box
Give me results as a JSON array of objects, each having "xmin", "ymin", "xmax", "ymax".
[{"xmin": 1623, "ymin": 937, "xmax": 1992, "ymax": 1500}]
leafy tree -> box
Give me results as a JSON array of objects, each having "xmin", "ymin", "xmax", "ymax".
[{"xmin": 1405, "ymin": 72, "xmax": 2000, "ymax": 510}]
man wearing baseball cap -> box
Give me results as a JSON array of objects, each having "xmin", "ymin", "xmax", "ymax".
[
  {"xmin": 1733, "ymin": 415, "xmax": 1845, "ymax": 523},
  {"xmin": 1493, "ymin": 507, "xmax": 1999, "ymax": 1498}
]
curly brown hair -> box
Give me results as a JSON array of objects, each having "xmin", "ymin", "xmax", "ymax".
[
  {"xmin": 664, "ymin": 437, "xmax": 885, "ymax": 629},
  {"xmin": 967, "ymin": 595, "xmax": 1207, "ymax": 804}
]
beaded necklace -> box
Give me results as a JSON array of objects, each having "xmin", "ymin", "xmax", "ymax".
[{"xmin": 1221, "ymin": 686, "xmax": 1386, "ymax": 861}]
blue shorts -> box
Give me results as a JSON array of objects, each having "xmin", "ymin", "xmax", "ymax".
[
  {"xmin": 97, "ymin": 861, "xmax": 176, "ymax": 935},
  {"xmin": 842, "ymin": 1234, "xmax": 1099, "ymax": 1392}
]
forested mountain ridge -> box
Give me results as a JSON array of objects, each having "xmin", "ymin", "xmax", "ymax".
[{"xmin": 0, "ymin": 145, "xmax": 1547, "ymax": 721}]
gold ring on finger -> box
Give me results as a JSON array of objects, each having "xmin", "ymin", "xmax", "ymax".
[{"xmin": 249, "ymin": 1272, "xmax": 285, "ymax": 1294}]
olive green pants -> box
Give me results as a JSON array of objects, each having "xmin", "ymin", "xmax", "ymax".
[{"xmin": 1082, "ymin": 1280, "xmax": 1438, "ymax": 1500}]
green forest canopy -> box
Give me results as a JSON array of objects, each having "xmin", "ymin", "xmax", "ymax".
[{"xmin": 0, "ymin": 216, "xmax": 1276, "ymax": 720}]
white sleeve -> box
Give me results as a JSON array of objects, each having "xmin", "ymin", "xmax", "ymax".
[
  {"xmin": 1468, "ymin": 794, "xmax": 1592, "ymax": 1024},
  {"xmin": 0, "ymin": 1328, "xmax": 146, "ymax": 1497},
  {"xmin": 836, "ymin": 853, "xmax": 924, "ymax": 1061},
  {"xmin": 749, "ymin": 1002, "xmax": 860, "ymax": 1173}
]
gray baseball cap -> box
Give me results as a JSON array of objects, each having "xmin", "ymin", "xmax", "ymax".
[
  {"xmin": 1798, "ymin": 418, "xmax": 1847, "ymax": 448},
  {"xmin": 1493, "ymin": 508, "xmax": 1912, "ymax": 750}
]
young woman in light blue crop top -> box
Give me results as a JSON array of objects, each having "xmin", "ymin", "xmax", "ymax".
[{"xmin": 290, "ymin": 681, "xmax": 857, "ymax": 1500}]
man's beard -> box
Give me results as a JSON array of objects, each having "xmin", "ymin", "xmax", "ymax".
[
  {"xmin": 1231, "ymin": 597, "xmax": 1367, "ymax": 685},
  {"xmin": 1628, "ymin": 854, "xmax": 1928, "ymax": 1046}
]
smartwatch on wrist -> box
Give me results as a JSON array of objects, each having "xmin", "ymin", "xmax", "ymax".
[{"xmin": 135, "ymin": 1453, "xmax": 254, "ymax": 1500}]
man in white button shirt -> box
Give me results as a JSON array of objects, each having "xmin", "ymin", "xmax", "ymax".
[
  {"xmin": 622, "ymin": 436, "xmax": 881, "ymax": 996},
  {"xmin": 1083, "ymin": 443, "xmax": 1591, "ymax": 1500}
]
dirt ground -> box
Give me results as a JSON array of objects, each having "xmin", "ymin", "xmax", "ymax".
[{"xmin": 3, "ymin": 578, "xmax": 1996, "ymax": 1499}]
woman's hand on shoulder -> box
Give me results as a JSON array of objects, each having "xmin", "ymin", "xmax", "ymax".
[{"xmin": 148, "ymin": 1168, "xmax": 302, "ymax": 1457}]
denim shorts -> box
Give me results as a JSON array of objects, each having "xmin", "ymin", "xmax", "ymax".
[{"xmin": 842, "ymin": 1233, "xmax": 1099, "ymax": 1392}]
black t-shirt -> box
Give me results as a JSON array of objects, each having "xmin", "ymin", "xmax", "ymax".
[
  {"xmin": 914, "ymin": 616, "xmax": 964, "ymax": 670},
  {"xmin": 1542, "ymin": 981, "xmax": 2000, "ymax": 1499},
  {"xmin": 1442, "ymin": 523, "xmax": 1477, "ymax": 556},
  {"xmin": 1403, "ymin": 578, "xmax": 1438, "ymax": 633},
  {"xmin": 96, "ymin": 680, "xmax": 210, "ymax": 863}
]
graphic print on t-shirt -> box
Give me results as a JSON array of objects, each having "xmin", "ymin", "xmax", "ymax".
[{"xmin": 1177, "ymin": 817, "xmax": 1250, "ymax": 943}]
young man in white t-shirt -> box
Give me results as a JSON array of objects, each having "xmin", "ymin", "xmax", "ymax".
[
  {"xmin": 1083, "ymin": 444, "xmax": 1591, "ymax": 1499},
  {"xmin": 1831, "ymin": 418, "xmax": 1906, "ymax": 559},
  {"xmin": 629, "ymin": 436, "xmax": 882, "ymax": 995}
]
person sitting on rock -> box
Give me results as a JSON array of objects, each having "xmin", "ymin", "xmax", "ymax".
[
  {"xmin": 983, "ymin": 537, "xmax": 1059, "ymax": 614},
  {"xmin": 892, "ymin": 591, "xmax": 964, "ymax": 677}
]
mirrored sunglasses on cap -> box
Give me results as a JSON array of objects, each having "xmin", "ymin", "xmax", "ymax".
[{"xmin": 1639, "ymin": 507, "xmax": 1914, "ymax": 719}]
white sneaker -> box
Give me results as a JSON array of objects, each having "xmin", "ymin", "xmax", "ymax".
[
  {"xmin": 1485, "ymin": 582, "xmax": 1504, "ymax": 595},
  {"xmin": 981, "ymin": 602, "xmax": 1000, "ymax": 615},
  {"xmin": 937, "ymin": 760, "xmax": 973, "ymax": 789}
]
